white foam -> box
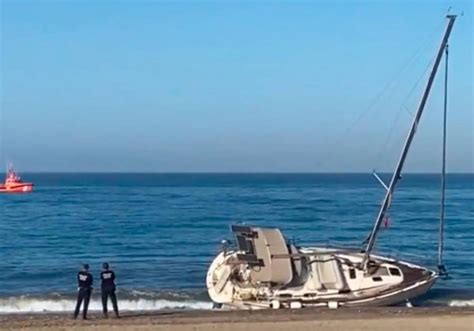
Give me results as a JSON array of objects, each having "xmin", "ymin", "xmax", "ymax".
[
  {"xmin": 0, "ymin": 297, "xmax": 212, "ymax": 313},
  {"xmin": 129, "ymin": 290, "xmax": 191, "ymax": 299},
  {"xmin": 448, "ymin": 300, "xmax": 474, "ymax": 307}
]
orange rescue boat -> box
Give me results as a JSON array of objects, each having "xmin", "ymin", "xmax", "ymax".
[{"xmin": 0, "ymin": 164, "xmax": 33, "ymax": 193}]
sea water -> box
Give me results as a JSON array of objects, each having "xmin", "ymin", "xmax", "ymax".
[{"xmin": 0, "ymin": 173, "xmax": 472, "ymax": 313}]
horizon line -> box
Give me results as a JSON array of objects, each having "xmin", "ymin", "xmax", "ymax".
[{"xmin": 17, "ymin": 171, "xmax": 474, "ymax": 175}]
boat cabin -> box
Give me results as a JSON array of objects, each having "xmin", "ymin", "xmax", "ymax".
[{"xmin": 230, "ymin": 225, "xmax": 348, "ymax": 291}]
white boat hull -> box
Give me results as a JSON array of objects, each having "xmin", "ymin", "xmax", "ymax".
[{"xmin": 207, "ymin": 226, "xmax": 438, "ymax": 309}]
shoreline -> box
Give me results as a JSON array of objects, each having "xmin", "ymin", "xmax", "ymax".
[{"xmin": 2, "ymin": 307, "xmax": 473, "ymax": 330}]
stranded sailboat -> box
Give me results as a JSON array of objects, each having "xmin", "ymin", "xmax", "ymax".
[{"xmin": 206, "ymin": 15, "xmax": 457, "ymax": 309}]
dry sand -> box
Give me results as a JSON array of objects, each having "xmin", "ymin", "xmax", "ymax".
[{"xmin": 1, "ymin": 307, "xmax": 473, "ymax": 331}]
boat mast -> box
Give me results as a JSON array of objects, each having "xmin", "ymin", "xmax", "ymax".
[
  {"xmin": 361, "ymin": 15, "xmax": 457, "ymax": 270},
  {"xmin": 438, "ymin": 41, "xmax": 449, "ymax": 275}
]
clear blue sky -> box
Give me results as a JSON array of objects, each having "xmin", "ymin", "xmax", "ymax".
[{"xmin": 1, "ymin": 0, "xmax": 472, "ymax": 172}]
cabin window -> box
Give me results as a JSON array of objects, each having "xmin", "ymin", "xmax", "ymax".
[
  {"xmin": 372, "ymin": 276, "xmax": 383, "ymax": 282},
  {"xmin": 349, "ymin": 268, "xmax": 356, "ymax": 279},
  {"xmin": 375, "ymin": 267, "xmax": 390, "ymax": 276},
  {"xmin": 389, "ymin": 268, "xmax": 401, "ymax": 276},
  {"xmin": 278, "ymin": 293, "xmax": 293, "ymax": 298},
  {"xmin": 303, "ymin": 293, "xmax": 318, "ymax": 298}
]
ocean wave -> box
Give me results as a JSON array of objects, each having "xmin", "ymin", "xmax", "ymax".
[
  {"xmin": 128, "ymin": 289, "xmax": 194, "ymax": 300},
  {"xmin": 2, "ymin": 295, "xmax": 474, "ymax": 312},
  {"xmin": 448, "ymin": 300, "xmax": 474, "ymax": 307},
  {"xmin": 0, "ymin": 297, "xmax": 212, "ymax": 313}
]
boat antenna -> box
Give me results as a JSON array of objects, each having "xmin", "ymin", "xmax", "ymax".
[
  {"xmin": 361, "ymin": 15, "xmax": 457, "ymax": 271},
  {"xmin": 438, "ymin": 41, "xmax": 449, "ymax": 277}
]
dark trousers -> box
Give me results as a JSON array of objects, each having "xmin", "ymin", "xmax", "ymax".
[
  {"xmin": 101, "ymin": 288, "xmax": 119, "ymax": 317},
  {"xmin": 74, "ymin": 288, "xmax": 91, "ymax": 319}
]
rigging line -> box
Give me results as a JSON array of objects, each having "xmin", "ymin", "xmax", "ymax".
[
  {"xmin": 402, "ymin": 105, "xmax": 414, "ymax": 117},
  {"xmin": 374, "ymin": 106, "xmax": 406, "ymax": 170},
  {"xmin": 377, "ymin": 49, "xmax": 441, "ymax": 172},
  {"xmin": 378, "ymin": 127, "xmax": 409, "ymax": 172},
  {"xmin": 402, "ymin": 53, "xmax": 438, "ymax": 111},
  {"xmin": 340, "ymin": 37, "xmax": 434, "ymax": 130},
  {"xmin": 374, "ymin": 53, "xmax": 438, "ymax": 169},
  {"xmin": 314, "ymin": 21, "xmax": 445, "ymax": 170}
]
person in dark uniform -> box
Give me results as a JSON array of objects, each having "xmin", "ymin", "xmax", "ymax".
[
  {"xmin": 100, "ymin": 262, "xmax": 119, "ymax": 318},
  {"xmin": 74, "ymin": 264, "xmax": 93, "ymax": 320}
]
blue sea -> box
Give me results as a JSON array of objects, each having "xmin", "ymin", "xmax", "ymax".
[{"xmin": 0, "ymin": 173, "xmax": 473, "ymax": 313}]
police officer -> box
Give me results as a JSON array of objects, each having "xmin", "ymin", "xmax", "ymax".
[
  {"xmin": 101, "ymin": 262, "xmax": 119, "ymax": 318},
  {"xmin": 74, "ymin": 264, "xmax": 93, "ymax": 320}
]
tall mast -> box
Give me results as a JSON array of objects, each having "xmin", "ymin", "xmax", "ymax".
[
  {"xmin": 438, "ymin": 42, "xmax": 449, "ymax": 274},
  {"xmin": 361, "ymin": 15, "xmax": 457, "ymax": 270}
]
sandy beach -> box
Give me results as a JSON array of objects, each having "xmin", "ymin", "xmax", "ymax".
[{"xmin": 1, "ymin": 307, "xmax": 473, "ymax": 331}]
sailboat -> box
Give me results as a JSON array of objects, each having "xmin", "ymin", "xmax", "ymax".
[{"xmin": 205, "ymin": 15, "xmax": 457, "ymax": 309}]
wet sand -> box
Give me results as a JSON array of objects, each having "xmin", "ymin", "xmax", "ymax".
[{"xmin": 1, "ymin": 307, "xmax": 473, "ymax": 331}]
